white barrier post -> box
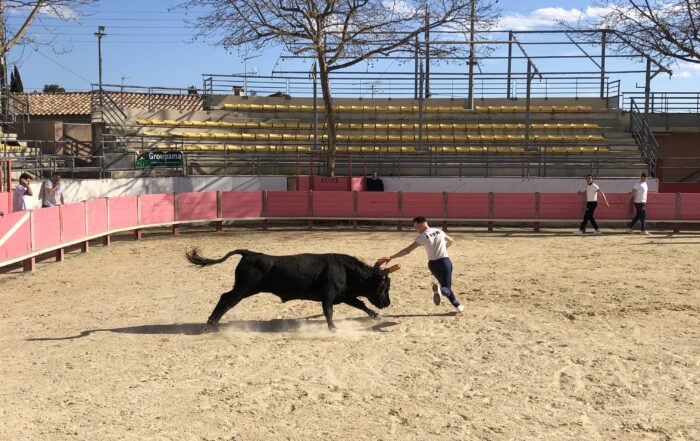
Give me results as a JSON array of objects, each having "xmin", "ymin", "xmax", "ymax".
[
  {"xmin": 23, "ymin": 210, "xmax": 35, "ymax": 272},
  {"xmin": 103, "ymin": 197, "xmax": 111, "ymax": 246},
  {"xmin": 81, "ymin": 200, "xmax": 89, "ymax": 253}
]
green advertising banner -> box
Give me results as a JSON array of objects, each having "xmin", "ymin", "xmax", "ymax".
[{"xmin": 135, "ymin": 151, "xmax": 183, "ymax": 168}]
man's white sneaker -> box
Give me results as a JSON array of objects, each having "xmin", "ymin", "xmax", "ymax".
[
  {"xmin": 642, "ymin": 230, "xmax": 651, "ymax": 235},
  {"xmin": 457, "ymin": 305, "xmax": 465, "ymax": 312},
  {"xmin": 593, "ymin": 230, "xmax": 602, "ymax": 236},
  {"xmin": 627, "ymin": 228, "xmax": 635, "ymax": 234},
  {"xmin": 573, "ymin": 230, "xmax": 584, "ymax": 236}
]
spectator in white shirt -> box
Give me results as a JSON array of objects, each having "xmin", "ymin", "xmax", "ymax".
[
  {"xmin": 574, "ymin": 174, "xmax": 609, "ymax": 236},
  {"xmin": 379, "ymin": 216, "xmax": 465, "ymax": 314},
  {"xmin": 41, "ymin": 173, "xmax": 64, "ymax": 208},
  {"xmin": 12, "ymin": 173, "xmax": 33, "ymax": 212},
  {"xmin": 628, "ymin": 172, "xmax": 650, "ymax": 235}
]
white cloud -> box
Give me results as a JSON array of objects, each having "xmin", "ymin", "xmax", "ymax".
[
  {"xmin": 498, "ymin": 6, "xmax": 612, "ymax": 31},
  {"xmin": 676, "ymin": 71, "xmax": 693, "ymax": 78}
]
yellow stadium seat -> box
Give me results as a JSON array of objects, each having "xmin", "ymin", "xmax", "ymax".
[
  {"xmin": 562, "ymin": 135, "xmax": 578, "ymax": 142},
  {"xmin": 347, "ymin": 146, "xmax": 361, "ymax": 153},
  {"xmin": 239, "ymin": 133, "xmax": 254, "ymax": 140},
  {"xmin": 577, "ymin": 105, "xmax": 593, "ymax": 111},
  {"xmin": 246, "ymin": 104, "xmax": 261, "ymax": 111},
  {"xmin": 426, "ymin": 123, "xmax": 440, "ymax": 130},
  {"xmin": 274, "ymin": 104, "xmax": 289, "ymax": 111},
  {"xmin": 136, "ymin": 119, "xmax": 150, "ymax": 125},
  {"xmin": 587, "ymin": 135, "xmax": 604, "ymax": 141}
]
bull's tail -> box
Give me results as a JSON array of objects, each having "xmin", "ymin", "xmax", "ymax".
[{"xmin": 185, "ymin": 248, "xmax": 247, "ymax": 267}]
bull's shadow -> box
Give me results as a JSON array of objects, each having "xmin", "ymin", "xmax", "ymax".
[{"xmin": 26, "ymin": 316, "xmax": 399, "ymax": 341}]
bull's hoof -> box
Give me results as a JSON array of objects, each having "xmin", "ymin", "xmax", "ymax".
[{"xmin": 202, "ymin": 323, "xmax": 219, "ymax": 334}]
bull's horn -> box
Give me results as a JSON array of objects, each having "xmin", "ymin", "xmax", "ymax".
[
  {"xmin": 380, "ymin": 263, "xmax": 401, "ymax": 276},
  {"xmin": 374, "ymin": 257, "xmax": 391, "ymax": 268}
]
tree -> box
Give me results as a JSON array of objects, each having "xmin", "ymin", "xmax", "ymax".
[
  {"xmin": 0, "ymin": 1, "xmax": 95, "ymax": 98},
  {"xmin": 586, "ymin": 1, "xmax": 699, "ymax": 65},
  {"xmin": 179, "ymin": 0, "xmax": 499, "ymax": 176},
  {"xmin": 43, "ymin": 84, "xmax": 65, "ymax": 93},
  {"xmin": 10, "ymin": 65, "xmax": 23, "ymax": 92}
]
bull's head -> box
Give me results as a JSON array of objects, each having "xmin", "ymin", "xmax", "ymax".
[{"xmin": 369, "ymin": 261, "xmax": 401, "ymax": 309}]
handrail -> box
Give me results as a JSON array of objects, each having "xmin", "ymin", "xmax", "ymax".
[
  {"xmin": 623, "ymin": 92, "xmax": 700, "ymax": 113},
  {"xmin": 629, "ymin": 98, "xmax": 660, "ymax": 175}
]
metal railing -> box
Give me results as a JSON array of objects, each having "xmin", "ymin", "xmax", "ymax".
[
  {"xmin": 623, "ymin": 92, "xmax": 700, "ymax": 113},
  {"xmin": 202, "ymin": 72, "xmax": 620, "ymax": 103},
  {"xmin": 1, "ymin": 139, "xmax": 104, "ymax": 179},
  {"xmin": 92, "ymin": 84, "xmax": 205, "ymax": 111},
  {"xmin": 629, "ymin": 98, "xmax": 660, "ymax": 174}
]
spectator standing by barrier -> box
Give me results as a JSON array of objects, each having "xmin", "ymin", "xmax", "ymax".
[
  {"xmin": 41, "ymin": 173, "xmax": 64, "ymax": 208},
  {"xmin": 574, "ymin": 174, "xmax": 609, "ymax": 236},
  {"xmin": 379, "ymin": 216, "xmax": 465, "ymax": 315},
  {"xmin": 628, "ymin": 172, "xmax": 650, "ymax": 235},
  {"xmin": 366, "ymin": 171, "xmax": 384, "ymax": 192},
  {"xmin": 12, "ymin": 173, "xmax": 33, "ymax": 212}
]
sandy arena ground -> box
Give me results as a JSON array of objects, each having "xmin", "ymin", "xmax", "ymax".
[{"xmin": 1, "ymin": 226, "xmax": 698, "ymax": 440}]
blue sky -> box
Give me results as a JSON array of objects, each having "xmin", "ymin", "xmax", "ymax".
[{"xmin": 6, "ymin": 0, "xmax": 698, "ymax": 95}]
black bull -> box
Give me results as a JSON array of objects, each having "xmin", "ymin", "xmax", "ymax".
[{"xmin": 185, "ymin": 248, "xmax": 400, "ymax": 331}]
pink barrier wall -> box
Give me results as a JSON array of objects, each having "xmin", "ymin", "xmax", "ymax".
[
  {"xmin": 267, "ymin": 191, "xmax": 308, "ymax": 217},
  {"xmin": 646, "ymin": 193, "xmax": 676, "ymax": 220},
  {"xmin": 140, "ymin": 194, "xmax": 175, "ymax": 225},
  {"xmin": 446, "ymin": 193, "xmax": 489, "ymax": 219},
  {"xmin": 179, "ymin": 192, "xmax": 217, "ymax": 221},
  {"xmin": 357, "ymin": 192, "xmax": 399, "ymax": 218},
  {"xmin": 403, "ymin": 192, "xmax": 443, "ymax": 218},
  {"xmin": 109, "ymin": 196, "xmax": 138, "ymax": 230},
  {"xmin": 0, "ymin": 211, "xmax": 31, "ymax": 260},
  {"xmin": 33, "ymin": 206, "xmax": 61, "ymax": 250},
  {"xmin": 297, "ymin": 176, "xmax": 364, "ymax": 191},
  {"xmin": 681, "ymin": 194, "xmax": 700, "ymax": 220},
  {"xmin": 61, "ymin": 202, "xmax": 86, "ymax": 242},
  {"xmin": 222, "ymin": 192, "xmax": 263, "ymax": 218},
  {"xmin": 540, "ymin": 194, "xmax": 583, "ymax": 219},
  {"xmin": 312, "ymin": 191, "xmax": 354, "ymax": 217},
  {"xmin": 87, "ymin": 199, "xmax": 108, "ymax": 236},
  {"xmin": 595, "ymin": 194, "xmax": 634, "ymax": 220},
  {"xmin": 0, "ymin": 192, "xmax": 9, "ymax": 214},
  {"xmin": 493, "ymin": 193, "xmax": 536, "ymax": 219}
]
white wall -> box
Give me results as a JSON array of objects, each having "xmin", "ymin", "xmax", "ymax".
[
  {"xmin": 380, "ymin": 177, "xmax": 659, "ymax": 194},
  {"xmin": 17, "ymin": 176, "xmax": 658, "ymax": 210}
]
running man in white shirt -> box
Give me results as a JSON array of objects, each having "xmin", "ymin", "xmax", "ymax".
[
  {"xmin": 628, "ymin": 172, "xmax": 650, "ymax": 235},
  {"xmin": 380, "ymin": 216, "xmax": 465, "ymax": 314},
  {"xmin": 574, "ymin": 174, "xmax": 609, "ymax": 236},
  {"xmin": 12, "ymin": 173, "xmax": 33, "ymax": 212}
]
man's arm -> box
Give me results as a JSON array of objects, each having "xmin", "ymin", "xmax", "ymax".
[
  {"xmin": 597, "ymin": 190, "xmax": 609, "ymax": 207},
  {"xmin": 21, "ymin": 179, "xmax": 33, "ymax": 196},
  {"xmin": 445, "ymin": 234, "xmax": 455, "ymax": 248},
  {"xmin": 60, "ymin": 193, "xmax": 65, "ymax": 205},
  {"xmin": 627, "ymin": 188, "xmax": 636, "ymax": 203},
  {"xmin": 382, "ymin": 242, "xmax": 420, "ymax": 262}
]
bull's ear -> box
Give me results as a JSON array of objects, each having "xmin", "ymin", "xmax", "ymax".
[{"xmin": 379, "ymin": 264, "xmax": 401, "ymax": 276}]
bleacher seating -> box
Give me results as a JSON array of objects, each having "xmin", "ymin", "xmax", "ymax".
[{"xmin": 122, "ymin": 97, "xmax": 647, "ymax": 177}]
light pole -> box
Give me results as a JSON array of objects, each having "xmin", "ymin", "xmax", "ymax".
[{"xmin": 94, "ymin": 26, "xmax": 106, "ymax": 106}]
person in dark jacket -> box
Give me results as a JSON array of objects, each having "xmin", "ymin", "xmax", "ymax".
[{"xmin": 366, "ymin": 171, "xmax": 384, "ymax": 192}]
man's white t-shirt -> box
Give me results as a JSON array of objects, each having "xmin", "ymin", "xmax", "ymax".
[
  {"xmin": 633, "ymin": 181, "xmax": 648, "ymax": 203},
  {"xmin": 43, "ymin": 180, "xmax": 62, "ymax": 206},
  {"xmin": 415, "ymin": 228, "xmax": 449, "ymax": 261},
  {"xmin": 12, "ymin": 185, "xmax": 29, "ymax": 211},
  {"xmin": 585, "ymin": 183, "xmax": 600, "ymax": 202}
]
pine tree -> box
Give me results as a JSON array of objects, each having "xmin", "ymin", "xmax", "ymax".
[{"xmin": 10, "ymin": 65, "xmax": 23, "ymax": 93}]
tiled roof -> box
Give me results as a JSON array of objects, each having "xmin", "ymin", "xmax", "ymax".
[{"xmin": 17, "ymin": 92, "xmax": 204, "ymax": 116}]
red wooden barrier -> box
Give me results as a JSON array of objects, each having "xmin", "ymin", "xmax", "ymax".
[
  {"xmin": 267, "ymin": 191, "xmax": 308, "ymax": 217},
  {"xmin": 0, "ymin": 211, "xmax": 31, "ymax": 260},
  {"xmin": 446, "ymin": 193, "xmax": 489, "ymax": 219},
  {"xmin": 221, "ymin": 191, "xmax": 263, "ymax": 218},
  {"xmin": 680, "ymin": 194, "xmax": 700, "ymax": 220},
  {"xmin": 493, "ymin": 193, "xmax": 536, "ymax": 219},
  {"xmin": 357, "ymin": 192, "xmax": 399, "ymax": 218},
  {"xmin": 33, "ymin": 206, "xmax": 61, "ymax": 250},
  {"xmin": 109, "ymin": 196, "xmax": 138, "ymax": 230},
  {"xmin": 539, "ymin": 194, "xmax": 583, "ymax": 219},
  {"xmin": 312, "ymin": 191, "xmax": 354, "ymax": 217},
  {"xmin": 402, "ymin": 192, "xmax": 443, "ymax": 218},
  {"xmin": 594, "ymin": 194, "xmax": 634, "ymax": 220},
  {"xmin": 179, "ymin": 192, "xmax": 218, "ymax": 221},
  {"xmin": 87, "ymin": 199, "xmax": 109, "ymax": 236},
  {"xmin": 646, "ymin": 193, "xmax": 676, "ymax": 220},
  {"xmin": 61, "ymin": 203, "xmax": 86, "ymax": 242},
  {"xmin": 140, "ymin": 194, "xmax": 175, "ymax": 225}
]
